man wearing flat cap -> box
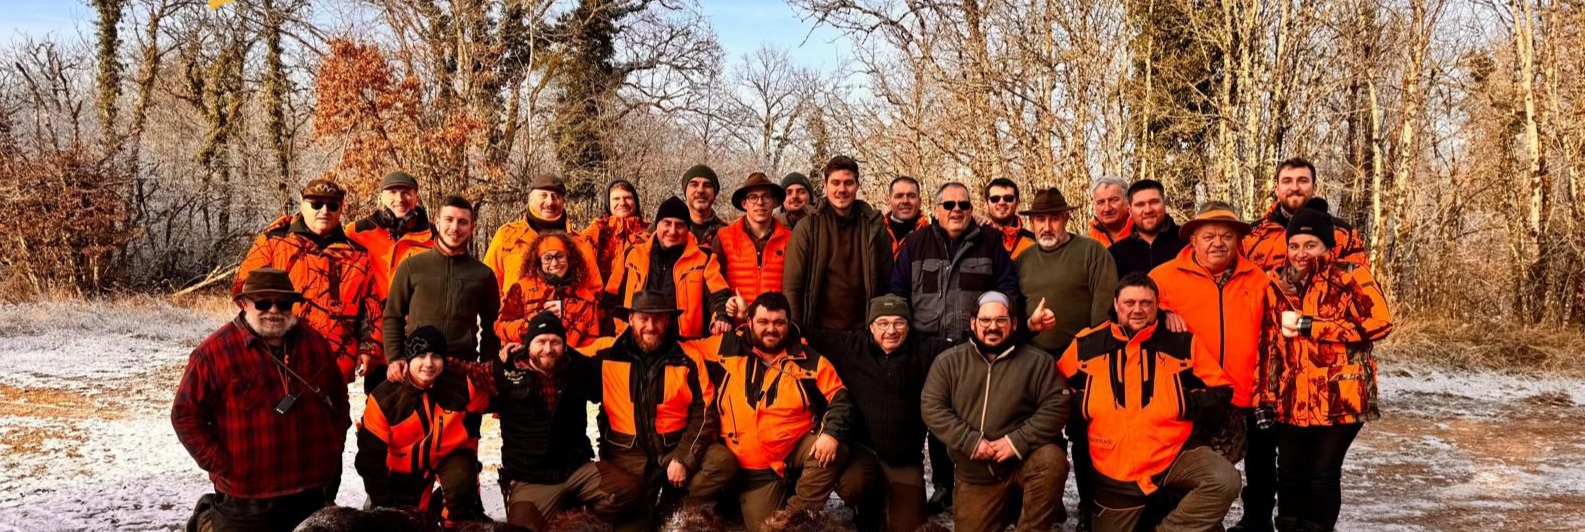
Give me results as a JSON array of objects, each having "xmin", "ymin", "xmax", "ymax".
[
  {"xmin": 355, "ymin": 325, "xmax": 496, "ymax": 524},
  {"xmin": 346, "ymin": 171, "xmax": 437, "ymax": 392},
  {"xmin": 680, "ymin": 164, "xmax": 729, "ymax": 253},
  {"xmin": 175, "ymin": 268, "xmax": 351, "ymax": 532},
  {"xmin": 712, "ymin": 172, "xmax": 792, "ymax": 312},
  {"xmin": 493, "ymin": 312, "xmax": 641, "ymax": 529},
  {"xmin": 485, "ymin": 174, "xmax": 603, "ymax": 296},
  {"xmin": 236, "ymin": 179, "xmax": 380, "ymax": 383},
  {"xmin": 921, "ymin": 291, "xmax": 1070, "ymax": 532}
]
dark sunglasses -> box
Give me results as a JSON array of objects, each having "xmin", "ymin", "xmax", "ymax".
[
  {"xmin": 939, "ymin": 201, "xmax": 972, "ymax": 212},
  {"xmin": 988, "ymin": 194, "xmax": 1017, "ymax": 204},
  {"xmin": 309, "ymin": 201, "xmax": 341, "ymax": 212},
  {"xmin": 253, "ymin": 299, "xmax": 297, "ymax": 312}
]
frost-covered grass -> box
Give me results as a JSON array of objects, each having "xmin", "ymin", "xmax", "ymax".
[{"xmin": 2, "ymin": 299, "xmax": 1583, "ymax": 531}]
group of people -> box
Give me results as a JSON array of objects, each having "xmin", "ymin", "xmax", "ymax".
[{"xmin": 171, "ymin": 156, "xmax": 1392, "ymax": 532}]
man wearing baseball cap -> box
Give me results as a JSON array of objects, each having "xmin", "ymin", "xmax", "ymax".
[
  {"xmin": 494, "ymin": 312, "xmax": 641, "ymax": 529},
  {"xmin": 346, "ymin": 171, "xmax": 436, "ymax": 392},
  {"xmin": 235, "ymin": 178, "xmax": 381, "ymax": 383}
]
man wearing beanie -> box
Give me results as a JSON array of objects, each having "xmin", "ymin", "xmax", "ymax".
[
  {"xmin": 1243, "ymin": 157, "xmax": 1368, "ymax": 271},
  {"xmin": 356, "ymin": 325, "xmax": 497, "ymax": 524},
  {"xmin": 784, "ymin": 155, "xmax": 893, "ymax": 355},
  {"xmin": 493, "ymin": 312, "xmax": 641, "ymax": 529},
  {"xmin": 921, "ymin": 291, "xmax": 1070, "ymax": 532},
  {"xmin": 681, "ymin": 164, "xmax": 729, "ymax": 253},
  {"xmin": 830, "ymin": 295, "xmax": 952, "ymax": 532},
  {"xmin": 605, "ymin": 196, "xmax": 733, "ymax": 338},
  {"xmin": 776, "ymin": 172, "xmax": 818, "ymax": 229}
]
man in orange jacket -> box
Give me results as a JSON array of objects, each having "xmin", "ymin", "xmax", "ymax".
[
  {"xmin": 1243, "ymin": 158, "xmax": 1369, "ymax": 271},
  {"xmin": 703, "ymin": 292, "xmax": 852, "ymax": 532},
  {"xmin": 1059, "ymin": 273, "xmax": 1240, "ymax": 532},
  {"xmin": 607, "ymin": 197, "xmax": 732, "ymax": 338},
  {"xmin": 235, "ymin": 179, "xmax": 379, "ymax": 383},
  {"xmin": 484, "ymin": 174, "xmax": 602, "ymax": 295},
  {"xmin": 1151, "ymin": 201, "xmax": 1277, "ymax": 531},
  {"xmin": 982, "ymin": 178, "xmax": 1035, "ymax": 258},
  {"xmin": 712, "ymin": 173, "xmax": 791, "ymax": 309},
  {"xmin": 346, "ymin": 171, "xmax": 436, "ymax": 391},
  {"xmin": 1087, "ymin": 178, "xmax": 1134, "ymax": 247}
]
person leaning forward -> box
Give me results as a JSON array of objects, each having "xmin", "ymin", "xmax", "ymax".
[
  {"xmin": 921, "ymin": 291, "xmax": 1070, "ymax": 532},
  {"xmin": 698, "ymin": 292, "xmax": 853, "ymax": 532},
  {"xmin": 175, "ymin": 268, "xmax": 351, "ymax": 532},
  {"xmin": 493, "ymin": 312, "xmax": 641, "ymax": 530},
  {"xmin": 586, "ymin": 291, "xmax": 737, "ymax": 531},
  {"xmin": 1059, "ymin": 273, "xmax": 1241, "ymax": 532}
]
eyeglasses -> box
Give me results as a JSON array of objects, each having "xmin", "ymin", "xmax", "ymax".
[
  {"xmin": 744, "ymin": 193, "xmax": 776, "ymax": 204},
  {"xmin": 872, "ymin": 320, "xmax": 908, "ymax": 331},
  {"xmin": 939, "ymin": 201, "xmax": 972, "ymax": 212},
  {"xmin": 308, "ymin": 201, "xmax": 341, "ymax": 212},
  {"xmin": 988, "ymin": 194, "xmax": 1017, "ymax": 204},
  {"xmin": 540, "ymin": 252, "xmax": 568, "ymax": 263},
  {"xmin": 253, "ymin": 299, "xmax": 297, "ymax": 312},
  {"xmin": 975, "ymin": 317, "xmax": 1012, "ymax": 327}
]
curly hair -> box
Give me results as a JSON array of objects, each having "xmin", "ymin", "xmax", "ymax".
[{"xmin": 521, "ymin": 231, "xmax": 590, "ymax": 287}]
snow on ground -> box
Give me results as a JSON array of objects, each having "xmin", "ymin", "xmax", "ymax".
[{"xmin": 1, "ymin": 298, "xmax": 1583, "ymax": 531}]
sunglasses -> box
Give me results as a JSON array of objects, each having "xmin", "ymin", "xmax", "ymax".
[
  {"xmin": 988, "ymin": 194, "xmax": 1017, "ymax": 204},
  {"xmin": 253, "ymin": 299, "xmax": 297, "ymax": 312},
  {"xmin": 939, "ymin": 201, "xmax": 972, "ymax": 212},
  {"xmin": 308, "ymin": 201, "xmax": 341, "ymax": 212}
]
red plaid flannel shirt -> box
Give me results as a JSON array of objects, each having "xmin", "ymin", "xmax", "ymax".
[{"xmin": 171, "ymin": 315, "xmax": 351, "ymax": 499}]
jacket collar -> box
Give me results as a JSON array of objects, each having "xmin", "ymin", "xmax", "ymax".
[{"xmin": 289, "ymin": 214, "xmax": 352, "ymax": 247}]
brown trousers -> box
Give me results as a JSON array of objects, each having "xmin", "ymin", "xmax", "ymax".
[
  {"xmin": 602, "ymin": 443, "xmax": 739, "ymax": 532},
  {"xmin": 952, "ymin": 443, "xmax": 1069, "ymax": 532},
  {"xmin": 1090, "ymin": 446, "xmax": 1241, "ymax": 532},
  {"xmin": 711, "ymin": 434, "xmax": 849, "ymax": 532},
  {"xmin": 505, "ymin": 461, "xmax": 642, "ymax": 531},
  {"xmin": 835, "ymin": 444, "xmax": 927, "ymax": 532}
]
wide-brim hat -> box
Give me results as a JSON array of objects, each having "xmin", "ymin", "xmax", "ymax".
[
  {"xmin": 1179, "ymin": 200, "xmax": 1252, "ymax": 241},
  {"xmin": 731, "ymin": 173, "xmax": 786, "ymax": 211},
  {"xmin": 235, "ymin": 267, "xmax": 304, "ymax": 301},
  {"xmin": 1018, "ymin": 188, "xmax": 1079, "ymax": 216},
  {"xmin": 618, "ymin": 291, "xmax": 683, "ymax": 317}
]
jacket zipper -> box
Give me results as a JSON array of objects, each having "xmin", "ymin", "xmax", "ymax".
[{"xmin": 979, "ymin": 350, "xmax": 998, "ymax": 478}]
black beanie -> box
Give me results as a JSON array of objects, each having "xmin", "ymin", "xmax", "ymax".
[
  {"xmin": 655, "ymin": 196, "xmax": 690, "ymax": 223},
  {"xmin": 1286, "ymin": 198, "xmax": 1336, "ymax": 248},
  {"xmin": 681, "ymin": 164, "xmax": 719, "ymax": 192},
  {"xmin": 524, "ymin": 311, "xmax": 567, "ymax": 343},
  {"xmin": 404, "ymin": 325, "xmax": 449, "ymax": 360}
]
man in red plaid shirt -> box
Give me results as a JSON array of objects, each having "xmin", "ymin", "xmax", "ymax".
[{"xmin": 173, "ymin": 267, "xmax": 351, "ymax": 532}]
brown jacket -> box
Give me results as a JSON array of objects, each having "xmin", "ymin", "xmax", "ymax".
[{"xmin": 781, "ymin": 199, "xmax": 893, "ymax": 327}]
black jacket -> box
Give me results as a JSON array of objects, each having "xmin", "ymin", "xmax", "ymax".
[
  {"xmin": 1108, "ymin": 216, "xmax": 1186, "ymax": 278},
  {"xmin": 825, "ymin": 331, "xmax": 950, "ymax": 466},
  {"xmin": 889, "ymin": 222, "xmax": 1020, "ymax": 342},
  {"xmin": 492, "ymin": 355, "xmax": 600, "ymax": 485}
]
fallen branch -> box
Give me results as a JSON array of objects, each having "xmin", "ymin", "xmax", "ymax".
[{"xmin": 173, "ymin": 264, "xmax": 238, "ymax": 297}]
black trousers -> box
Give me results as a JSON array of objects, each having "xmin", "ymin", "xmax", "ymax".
[
  {"xmin": 206, "ymin": 488, "xmax": 328, "ymax": 532},
  {"xmin": 1276, "ymin": 423, "xmax": 1362, "ymax": 530},
  {"xmin": 1241, "ymin": 410, "xmax": 1280, "ymax": 524}
]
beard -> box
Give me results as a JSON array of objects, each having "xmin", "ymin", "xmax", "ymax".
[
  {"xmin": 636, "ymin": 331, "xmax": 666, "ymax": 354},
  {"xmin": 249, "ymin": 313, "xmax": 298, "ymax": 341},
  {"xmin": 750, "ymin": 329, "xmax": 787, "ymax": 353}
]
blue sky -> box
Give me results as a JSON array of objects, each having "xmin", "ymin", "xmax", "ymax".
[{"xmin": 0, "ymin": 0, "xmax": 846, "ymax": 70}]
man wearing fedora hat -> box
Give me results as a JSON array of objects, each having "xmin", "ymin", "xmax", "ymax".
[
  {"xmin": 712, "ymin": 172, "xmax": 792, "ymax": 309},
  {"xmin": 586, "ymin": 290, "xmax": 737, "ymax": 531},
  {"xmin": 493, "ymin": 312, "xmax": 642, "ymax": 529},
  {"xmin": 176, "ymin": 267, "xmax": 351, "ymax": 532},
  {"xmin": 236, "ymin": 178, "xmax": 380, "ymax": 384},
  {"xmin": 1153, "ymin": 200, "xmax": 1277, "ymax": 531},
  {"xmin": 485, "ymin": 174, "xmax": 603, "ymax": 295},
  {"xmin": 1017, "ymin": 188, "xmax": 1118, "ymax": 354}
]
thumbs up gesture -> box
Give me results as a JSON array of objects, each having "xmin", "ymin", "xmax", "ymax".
[
  {"xmin": 1027, "ymin": 297, "xmax": 1057, "ymax": 332},
  {"xmin": 727, "ymin": 291, "xmax": 748, "ymax": 321}
]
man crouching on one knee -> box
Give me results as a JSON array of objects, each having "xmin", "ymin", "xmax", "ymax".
[{"xmin": 922, "ymin": 291, "xmax": 1071, "ymax": 532}]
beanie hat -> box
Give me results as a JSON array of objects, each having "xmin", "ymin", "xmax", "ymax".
[
  {"xmin": 866, "ymin": 294, "xmax": 912, "ymax": 324},
  {"xmin": 976, "ymin": 291, "xmax": 1012, "ymax": 311},
  {"xmin": 655, "ymin": 196, "xmax": 690, "ymax": 223},
  {"xmin": 780, "ymin": 172, "xmax": 814, "ymax": 193},
  {"xmin": 404, "ymin": 326, "xmax": 449, "ymax": 360},
  {"xmin": 681, "ymin": 164, "xmax": 720, "ymax": 192},
  {"xmin": 1286, "ymin": 198, "xmax": 1336, "ymax": 249},
  {"xmin": 525, "ymin": 311, "xmax": 567, "ymax": 344}
]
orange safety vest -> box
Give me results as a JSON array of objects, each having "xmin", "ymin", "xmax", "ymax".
[
  {"xmin": 715, "ymin": 218, "xmax": 791, "ymax": 305},
  {"xmin": 1059, "ymin": 321, "xmax": 1231, "ymax": 494},
  {"xmin": 235, "ymin": 215, "xmax": 380, "ymax": 380},
  {"xmin": 1149, "ymin": 247, "xmax": 1269, "ymax": 407},
  {"xmin": 1088, "ymin": 217, "xmax": 1134, "ymax": 248},
  {"xmin": 606, "ymin": 234, "xmax": 730, "ymax": 338}
]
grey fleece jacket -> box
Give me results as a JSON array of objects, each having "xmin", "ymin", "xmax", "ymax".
[{"xmin": 921, "ymin": 340, "xmax": 1069, "ymax": 485}]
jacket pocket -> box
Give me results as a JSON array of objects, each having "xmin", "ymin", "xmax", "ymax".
[{"xmin": 1328, "ymin": 364, "xmax": 1369, "ymax": 418}]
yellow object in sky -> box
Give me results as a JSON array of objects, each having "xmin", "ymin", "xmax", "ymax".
[{"xmin": 208, "ymin": 0, "xmax": 235, "ymax": 9}]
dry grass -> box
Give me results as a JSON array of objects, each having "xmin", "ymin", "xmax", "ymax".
[{"xmin": 1377, "ymin": 317, "xmax": 1585, "ymax": 378}]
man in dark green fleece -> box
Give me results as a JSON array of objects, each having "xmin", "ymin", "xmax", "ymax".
[
  {"xmin": 1017, "ymin": 188, "xmax": 1118, "ymax": 353},
  {"xmin": 383, "ymin": 195, "xmax": 501, "ymax": 380},
  {"xmin": 921, "ymin": 291, "xmax": 1070, "ymax": 532}
]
